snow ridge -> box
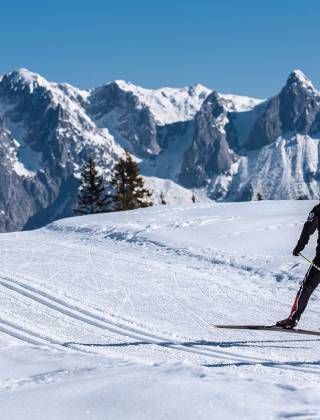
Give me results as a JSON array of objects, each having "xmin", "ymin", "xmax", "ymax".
[{"xmin": 113, "ymin": 80, "xmax": 211, "ymax": 125}]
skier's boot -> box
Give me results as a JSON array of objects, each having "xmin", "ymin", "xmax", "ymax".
[{"xmin": 275, "ymin": 317, "xmax": 298, "ymax": 329}]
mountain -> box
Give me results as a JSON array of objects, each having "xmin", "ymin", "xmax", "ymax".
[
  {"xmin": 0, "ymin": 68, "xmax": 319, "ymax": 232},
  {"xmin": 205, "ymin": 70, "xmax": 320, "ymax": 201},
  {"xmin": 0, "ymin": 69, "xmax": 122, "ymax": 231}
]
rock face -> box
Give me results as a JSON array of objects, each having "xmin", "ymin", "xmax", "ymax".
[
  {"xmin": 87, "ymin": 81, "xmax": 210, "ymax": 157},
  {"xmin": 179, "ymin": 92, "xmax": 235, "ymax": 187},
  {"xmin": 87, "ymin": 81, "xmax": 159, "ymax": 156},
  {"xmin": 0, "ymin": 120, "xmax": 27, "ymax": 232},
  {"xmin": 1, "ymin": 68, "xmax": 320, "ymax": 232},
  {"xmin": 247, "ymin": 70, "xmax": 320, "ymax": 149}
]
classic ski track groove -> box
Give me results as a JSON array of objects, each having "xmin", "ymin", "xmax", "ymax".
[
  {"xmin": 0, "ymin": 317, "xmax": 69, "ymax": 352},
  {"xmin": 0, "ymin": 275, "xmax": 319, "ymax": 376}
]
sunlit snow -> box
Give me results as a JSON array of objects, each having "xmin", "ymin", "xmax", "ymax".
[{"xmin": 0, "ymin": 201, "xmax": 320, "ymax": 419}]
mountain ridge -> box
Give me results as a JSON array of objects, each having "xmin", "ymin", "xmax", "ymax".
[{"xmin": 0, "ymin": 68, "xmax": 319, "ymax": 232}]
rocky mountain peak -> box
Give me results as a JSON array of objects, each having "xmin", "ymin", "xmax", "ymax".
[
  {"xmin": 286, "ymin": 69, "xmax": 316, "ymax": 91},
  {"xmin": 2, "ymin": 68, "xmax": 51, "ymax": 93},
  {"xmin": 246, "ymin": 70, "xmax": 320, "ymax": 150},
  {"xmin": 279, "ymin": 69, "xmax": 320, "ymax": 134}
]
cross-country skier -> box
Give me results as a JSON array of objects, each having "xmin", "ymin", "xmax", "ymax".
[{"xmin": 276, "ymin": 204, "xmax": 320, "ymax": 329}]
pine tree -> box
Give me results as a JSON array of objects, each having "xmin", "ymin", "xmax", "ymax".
[
  {"xmin": 74, "ymin": 158, "xmax": 111, "ymax": 215},
  {"xmin": 110, "ymin": 150, "xmax": 153, "ymax": 211}
]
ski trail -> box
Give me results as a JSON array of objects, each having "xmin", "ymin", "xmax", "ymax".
[
  {"xmin": 0, "ymin": 317, "xmax": 72, "ymax": 352},
  {"xmin": 13, "ymin": 233, "xmax": 294, "ymax": 314},
  {"xmin": 0, "ymin": 275, "xmax": 320, "ymax": 376},
  {"xmin": 31, "ymin": 230, "xmax": 300, "ymax": 284},
  {"xmin": 0, "ymin": 316, "xmax": 109, "ymax": 357}
]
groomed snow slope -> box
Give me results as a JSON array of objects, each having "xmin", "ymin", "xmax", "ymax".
[{"xmin": 1, "ymin": 200, "xmax": 320, "ymax": 419}]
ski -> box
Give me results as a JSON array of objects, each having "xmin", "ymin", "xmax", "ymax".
[{"xmin": 214, "ymin": 324, "xmax": 320, "ymax": 337}]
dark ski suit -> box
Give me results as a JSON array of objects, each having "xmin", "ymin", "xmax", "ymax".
[{"xmin": 290, "ymin": 204, "xmax": 320, "ymax": 321}]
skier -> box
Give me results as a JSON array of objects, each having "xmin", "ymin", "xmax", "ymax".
[{"xmin": 276, "ymin": 204, "xmax": 320, "ymax": 329}]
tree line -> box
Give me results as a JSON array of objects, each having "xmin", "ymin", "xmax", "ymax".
[{"xmin": 74, "ymin": 150, "xmax": 153, "ymax": 215}]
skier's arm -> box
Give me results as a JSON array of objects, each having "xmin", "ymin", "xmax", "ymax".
[{"xmin": 293, "ymin": 208, "xmax": 318, "ymax": 255}]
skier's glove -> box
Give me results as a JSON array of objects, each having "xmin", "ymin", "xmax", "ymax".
[{"xmin": 292, "ymin": 246, "xmax": 301, "ymax": 257}]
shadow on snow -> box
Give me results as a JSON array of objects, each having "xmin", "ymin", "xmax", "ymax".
[{"xmin": 63, "ymin": 337, "xmax": 320, "ymax": 353}]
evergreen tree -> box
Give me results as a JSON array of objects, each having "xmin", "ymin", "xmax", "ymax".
[
  {"xmin": 110, "ymin": 150, "xmax": 153, "ymax": 211},
  {"xmin": 74, "ymin": 158, "xmax": 111, "ymax": 215}
]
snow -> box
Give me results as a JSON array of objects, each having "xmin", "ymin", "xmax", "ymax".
[
  {"xmin": 290, "ymin": 69, "xmax": 316, "ymax": 90},
  {"xmin": 144, "ymin": 176, "xmax": 208, "ymax": 205},
  {"xmin": 8, "ymin": 68, "xmax": 52, "ymax": 93},
  {"xmin": 1, "ymin": 200, "xmax": 320, "ymax": 418},
  {"xmin": 219, "ymin": 93, "xmax": 265, "ymax": 112},
  {"xmin": 141, "ymin": 122, "xmax": 195, "ymax": 180},
  {"xmin": 2, "ymin": 349, "xmax": 314, "ymax": 420},
  {"xmin": 12, "ymin": 160, "xmax": 35, "ymax": 177},
  {"xmin": 113, "ymin": 80, "xmax": 211, "ymax": 125},
  {"xmin": 211, "ymin": 134, "xmax": 320, "ymax": 201},
  {"xmin": 14, "ymin": 145, "xmax": 42, "ymax": 176}
]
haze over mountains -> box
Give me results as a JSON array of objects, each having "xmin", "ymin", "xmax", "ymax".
[{"xmin": 0, "ymin": 68, "xmax": 320, "ymax": 232}]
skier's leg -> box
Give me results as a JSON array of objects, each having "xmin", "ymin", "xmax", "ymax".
[{"xmin": 289, "ymin": 262, "xmax": 320, "ymax": 321}]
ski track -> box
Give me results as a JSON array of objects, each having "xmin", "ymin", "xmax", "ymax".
[
  {"xmin": 30, "ymin": 231, "xmax": 297, "ymax": 314},
  {"xmin": 43, "ymin": 224, "xmax": 300, "ymax": 285},
  {"xmin": 0, "ymin": 275, "xmax": 320, "ymax": 377},
  {"xmin": 2, "ymin": 202, "xmax": 320, "ymax": 396}
]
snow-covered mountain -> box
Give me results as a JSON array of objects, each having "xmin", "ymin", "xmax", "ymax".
[
  {"xmin": 106, "ymin": 80, "xmax": 211, "ymax": 125},
  {"xmin": 0, "ymin": 68, "xmax": 320, "ymax": 232}
]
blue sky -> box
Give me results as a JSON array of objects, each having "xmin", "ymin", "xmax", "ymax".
[{"xmin": 0, "ymin": 0, "xmax": 319, "ymax": 97}]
